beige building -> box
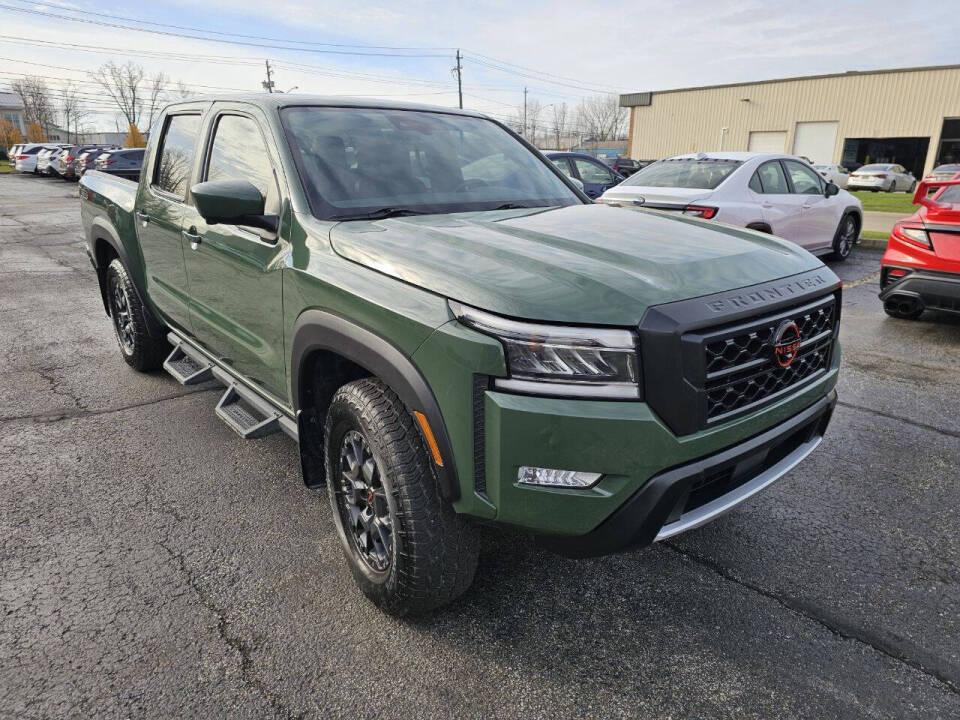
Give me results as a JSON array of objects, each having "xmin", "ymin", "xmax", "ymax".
[{"xmin": 621, "ymin": 64, "xmax": 960, "ymax": 178}]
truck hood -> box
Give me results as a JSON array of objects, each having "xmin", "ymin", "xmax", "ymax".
[{"xmin": 328, "ymin": 203, "xmax": 823, "ymax": 325}]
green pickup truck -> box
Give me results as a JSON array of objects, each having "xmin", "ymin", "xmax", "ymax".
[{"xmin": 79, "ymin": 95, "xmax": 841, "ymax": 615}]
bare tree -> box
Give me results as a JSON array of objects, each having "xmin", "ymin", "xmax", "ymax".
[
  {"xmin": 90, "ymin": 61, "xmax": 145, "ymax": 127},
  {"xmin": 10, "ymin": 76, "xmax": 56, "ymax": 136},
  {"xmin": 525, "ymin": 99, "xmax": 544, "ymax": 146},
  {"xmin": 551, "ymin": 102, "xmax": 568, "ymax": 149},
  {"xmin": 575, "ymin": 94, "xmax": 627, "ymax": 142},
  {"xmin": 145, "ymin": 72, "xmax": 168, "ymax": 133},
  {"xmin": 59, "ymin": 82, "xmax": 89, "ymax": 143}
]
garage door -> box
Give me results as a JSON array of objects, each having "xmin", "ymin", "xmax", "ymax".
[
  {"xmin": 748, "ymin": 131, "xmax": 787, "ymax": 154},
  {"xmin": 793, "ymin": 121, "xmax": 838, "ymax": 164}
]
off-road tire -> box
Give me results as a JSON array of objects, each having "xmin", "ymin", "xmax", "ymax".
[
  {"xmin": 105, "ymin": 258, "xmax": 169, "ymax": 371},
  {"xmin": 324, "ymin": 378, "xmax": 479, "ymax": 615},
  {"xmin": 828, "ymin": 213, "xmax": 858, "ymax": 261}
]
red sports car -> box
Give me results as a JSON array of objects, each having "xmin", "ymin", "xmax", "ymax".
[{"xmin": 880, "ymin": 173, "xmax": 960, "ymax": 319}]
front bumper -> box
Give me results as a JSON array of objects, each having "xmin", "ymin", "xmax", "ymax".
[
  {"xmin": 538, "ymin": 391, "xmax": 835, "ymax": 557},
  {"xmin": 879, "ymin": 268, "xmax": 960, "ymax": 314},
  {"xmin": 478, "ymin": 344, "xmax": 839, "ymax": 544}
]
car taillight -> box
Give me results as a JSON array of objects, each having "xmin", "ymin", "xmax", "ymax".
[
  {"xmin": 102, "ymin": 159, "xmax": 115, "ymax": 165},
  {"xmin": 16, "ymin": 154, "xmax": 28, "ymax": 160},
  {"xmin": 887, "ymin": 268, "xmax": 908, "ymax": 278},
  {"xmin": 892, "ymin": 222, "xmax": 931, "ymax": 248},
  {"xmin": 682, "ymin": 205, "xmax": 718, "ymax": 219},
  {"xmin": 875, "ymin": 173, "xmax": 888, "ymax": 178},
  {"xmin": 64, "ymin": 155, "xmax": 74, "ymax": 162}
]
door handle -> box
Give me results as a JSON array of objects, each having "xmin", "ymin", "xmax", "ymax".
[
  {"xmin": 761, "ymin": 202, "xmax": 773, "ymax": 209},
  {"xmin": 182, "ymin": 228, "xmax": 202, "ymax": 249},
  {"xmin": 135, "ymin": 210, "xmax": 150, "ymax": 225}
]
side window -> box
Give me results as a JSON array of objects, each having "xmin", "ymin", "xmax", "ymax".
[
  {"xmin": 550, "ymin": 157, "xmax": 573, "ymax": 176},
  {"xmin": 748, "ymin": 171, "xmax": 763, "ymax": 193},
  {"xmin": 206, "ymin": 114, "xmax": 279, "ymax": 215},
  {"xmin": 574, "ymin": 157, "xmax": 614, "ymax": 184},
  {"xmin": 784, "ymin": 160, "xmax": 822, "ymax": 194},
  {"xmin": 756, "ymin": 161, "xmax": 789, "ymax": 194},
  {"xmin": 154, "ymin": 114, "xmax": 201, "ymax": 199}
]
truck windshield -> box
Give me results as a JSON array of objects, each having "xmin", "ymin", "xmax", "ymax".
[
  {"xmin": 280, "ymin": 106, "xmax": 581, "ymax": 220},
  {"xmin": 620, "ymin": 158, "xmax": 743, "ymax": 189}
]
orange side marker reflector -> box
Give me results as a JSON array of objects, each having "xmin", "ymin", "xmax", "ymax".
[{"xmin": 413, "ymin": 411, "xmax": 444, "ymax": 467}]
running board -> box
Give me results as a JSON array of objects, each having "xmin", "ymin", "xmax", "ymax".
[
  {"xmin": 164, "ymin": 343, "xmax": 214, "ymax": 385},
  {"xmin": 163, "ymin": 331, "xmax": 298, "ymax": 441},
  {"xmin": 216, "ymin": 384, "xmax": 283, "ymax": 439}
]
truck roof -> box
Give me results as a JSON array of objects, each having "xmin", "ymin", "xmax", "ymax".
[{"xmin": 162, "ymin": 93, "xmax": 489, "ymax": 118}]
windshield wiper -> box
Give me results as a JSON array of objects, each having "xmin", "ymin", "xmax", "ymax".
[
  {"xmin": 489, "ymin": 203, "xmax": 541, "ymax": 211},
  {"xmin": 329, "ymin": 207, "xmax": 431, "ymax": 221}
]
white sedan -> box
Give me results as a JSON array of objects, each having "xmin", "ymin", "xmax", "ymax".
[
  {"xmin": 847, "ymin": 163, "xmax": 916, "ymax": 192},
  {"xmin": 598, "ymin": 152, "xmax": 863, "ymax": 260},
  {"xmin": 813, "ymin": 164, "xmax": 849, "ymax": 188}
]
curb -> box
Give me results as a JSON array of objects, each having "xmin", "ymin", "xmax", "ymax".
[{"xmin": 857, "ymin": 236, "xmax": 888, "ymax": 251}]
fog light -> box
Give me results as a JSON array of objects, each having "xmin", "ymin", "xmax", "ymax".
[{"xmin": 517, "ymin": 466, "xmax": 602, "ymax": 488}]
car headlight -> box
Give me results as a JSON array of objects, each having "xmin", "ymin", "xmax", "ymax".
[{"xmin": 449, "ymin": 301, "xmax": 640, "ymax": 399}]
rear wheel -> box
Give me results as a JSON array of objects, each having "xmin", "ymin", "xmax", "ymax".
[
  {"xmin": 828, "ymin": 213, "xmax": 858, "ymax": 261},
  {"xmin": 105, "ymin": 258, "xmax": 169, "ymax": 371},
  {"xmin": 325, "ymin": 378, "xmax": 479, "ymax": 615}
]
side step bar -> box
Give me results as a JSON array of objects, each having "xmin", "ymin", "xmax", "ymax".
[
  {"xmin": 163, "ymin": 332, "xmax": 298, "ymax": 441},
  {"xmin": 164, "ymin": 343, "xmax": 213, "ymax": 385}
]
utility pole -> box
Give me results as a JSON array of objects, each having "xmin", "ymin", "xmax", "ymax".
[
  {"xmin": 262, "ymin": 60, "xmax": 275, "ymax": 93},
  {"xmin": 454, "ymin": 50, "xmax": 463, "ymax": 109},
  {"xmin": 522, "ymin": 86, "xmax": 528, "ymax": 136}
]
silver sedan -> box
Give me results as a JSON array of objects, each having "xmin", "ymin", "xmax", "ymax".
[{"xmin": 847, "ymin": 163, "xmax": 916, "ymax": 192}]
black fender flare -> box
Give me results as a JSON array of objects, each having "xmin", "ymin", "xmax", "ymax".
[
  {"xmin": 290, "ymin": 310, "xmax": 460, "ymax": 501},
  {"xmin": 88, "ymin": 218, "xmax": 165, "ymax": 339},
  {"xmin": 841, "ymin": 205, "xmax": 863, "ymax": 227}
]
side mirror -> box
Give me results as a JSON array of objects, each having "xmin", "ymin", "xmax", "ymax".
[
  {"xmin": 824, "ymin": 182, "xmax": 839, "ymax": 197},
  {"xmin": 191, "ymin": 179, "xmax": 278, "ymax": 232},
  {"xmin": 570, "ymin": 177, "xmax": 584, "ymax": 191}
]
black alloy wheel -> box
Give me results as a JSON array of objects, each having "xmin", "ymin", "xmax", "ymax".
[
  {"xmin": 335, "ymin": 430, "xmax": 393, "ymax": 573},
  {"xmin": 830, "ymin": 214, "xmax": 857, "ymax": 261},
  {"xmin": 108, "ymin": 272, "xmax": 135, "ymax": 354}
]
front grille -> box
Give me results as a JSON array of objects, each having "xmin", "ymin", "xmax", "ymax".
[{"xmin": 698, "ymin": 295, "xmax": 837, "ymax": 423}]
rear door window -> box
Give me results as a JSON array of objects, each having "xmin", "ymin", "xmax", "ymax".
[
  {"xmin": 153, "ymin": 114, "xmax": 202, "ymax": 199},
  {"xmin": 755, "ymin": 161, "xmax": 790, "ymax": 194}
]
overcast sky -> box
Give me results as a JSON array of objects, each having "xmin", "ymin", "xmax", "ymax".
[{"xmin": 0, "ymin": 0, "xmax": 954, "ymax": 131}]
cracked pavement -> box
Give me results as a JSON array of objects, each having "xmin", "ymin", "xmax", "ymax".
[{"xmin": 1, "ymin": 173, "xmax": 958, "ymax": 718}]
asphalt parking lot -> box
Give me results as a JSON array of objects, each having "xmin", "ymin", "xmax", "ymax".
[{"xmin": 1, "ymin": 172, "xmax": 958, "ymax": 719}]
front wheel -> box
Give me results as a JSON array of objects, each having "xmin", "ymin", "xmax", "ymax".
[
  {"xmin": 105, "ymin": 258, "xmax": 169, "ymax": 371},
  {"xmin": 828, "ymin": 214, "xmax": 858, "ymax": 261},
  {"xmin": 324, "ymin": 378, "xmax": 479, "ymax": 615}
]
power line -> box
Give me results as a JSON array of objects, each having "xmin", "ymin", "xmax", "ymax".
[
  {"xmin": 0, "ymin": 3, "xmax": 451, "ymax": 57},
  {"xmin": 1, "ymin": 0, "xmax": 455, "ymax": 52}
]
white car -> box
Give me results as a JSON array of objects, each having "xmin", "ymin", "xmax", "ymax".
[
  {"xmin": 813, "ymin": 164, "xmax": 849, "ymax": 188},
  {"xmin": 36, "ymin": 147, "xmax": 66, "ymax": 176},
  {"xmin": 599, "ymin": 152, "xmax": 863, "ymax": 260},
  {"xmin": 13, "ymin": 143, "xmax": 59, "ymax": 173},
  {"xmin": 847, "ymin": 163, "xmax": 916, "ymax": 192}
]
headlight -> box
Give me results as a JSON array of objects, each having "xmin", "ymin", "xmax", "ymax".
[{"xmin": 450, "ymin": 301, "xmax": 640, "ymax": 399}]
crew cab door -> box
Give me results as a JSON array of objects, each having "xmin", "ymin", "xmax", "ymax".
[
  {"xmin": 180, "ymin": 107, "xmax": 289, "ymax": 401},
  {"xmin": 135, "ymin": 110, "xmax": 205, "ymax": 332}
]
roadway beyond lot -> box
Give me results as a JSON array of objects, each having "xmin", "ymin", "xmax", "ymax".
[{"xmin": 1, "ymin": 173, "xmax": 958, "ymax": 719}]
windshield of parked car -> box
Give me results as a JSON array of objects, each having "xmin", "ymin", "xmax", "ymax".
[
  {"xmin": 619, "ymin": 157, "xmax": 742, "ymax": 189},
  {"xmin": 858, "ymin": 164, "xmax": 892, "ymax": 172},
  {"xmin": 281, "ymin": 107, "xmax": 581, "ymax": 220}
]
